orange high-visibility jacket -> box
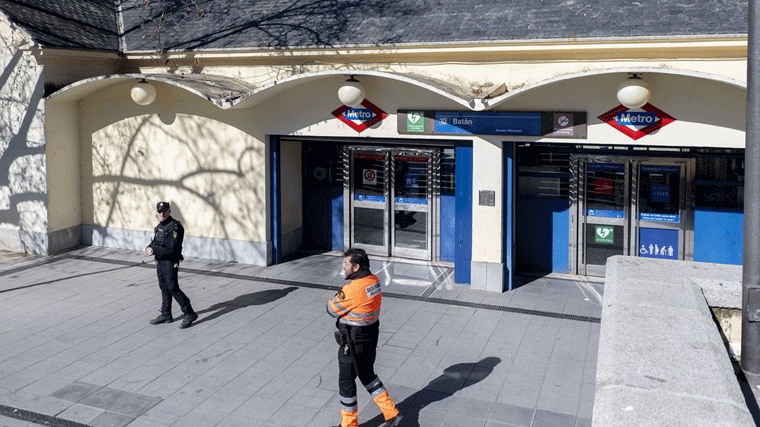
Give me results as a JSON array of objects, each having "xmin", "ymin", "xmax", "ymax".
[{"xmin": 327, "ymin": 274, "xmax": 382, "ymax": 326}]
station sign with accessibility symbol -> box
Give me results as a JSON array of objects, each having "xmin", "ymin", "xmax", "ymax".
[{"xmin": 639, "ymin": 227, "xmax": 678, "ymax": 260}]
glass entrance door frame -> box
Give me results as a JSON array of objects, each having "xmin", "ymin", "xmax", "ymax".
[
  {"xmin": 633, "ymin": 158, "xmax": 694, "ymax": 263},
  {"xmin": 345, "ymin": 146, "xmax": 438, "ymax": 261},
  {"xmin": 569, "ymin": 154, "xmax": 694, "ymax": 276},
  {"xmin": 347, "ymin": 147, "xmax": 390, "ymax": 257}
]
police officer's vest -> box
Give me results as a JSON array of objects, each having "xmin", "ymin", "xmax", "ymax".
[{"xmin": 151, "ymin": 217, "xmax": 184, "ymax": 262}]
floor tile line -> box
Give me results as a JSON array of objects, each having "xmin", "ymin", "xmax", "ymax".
[{"xmin": 65, "ymin": 254, "xmax": 600, "ymax": 323}]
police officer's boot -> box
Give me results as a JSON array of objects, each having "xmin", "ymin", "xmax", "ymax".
[
  {"xmin": 149, "ymin": 311, "xmax": 173, "ymax": 325},
  {"xmin": 179, "ymin": 305, "xmax": 198, "ymax": 329}
]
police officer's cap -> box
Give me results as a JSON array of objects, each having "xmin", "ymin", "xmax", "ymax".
[{"xmin": 156, "ymin": 202, "xmax": 170, "ymax": 212}]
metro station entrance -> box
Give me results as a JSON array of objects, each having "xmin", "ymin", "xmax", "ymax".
[
  {"xmin": 346, "ymin": 146, "xmax": 438, "ymax": 261},
  {"xmin": 570, "ymin": 155, "xmax": 694, "ymax": 276}
]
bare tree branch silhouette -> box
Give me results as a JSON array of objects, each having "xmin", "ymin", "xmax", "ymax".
[{"xmin": 123, "ymin": 0, "xmax": 431, "ymax": 52}]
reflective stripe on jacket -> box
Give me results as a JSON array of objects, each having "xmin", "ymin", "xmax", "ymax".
[{"xmin": 327, "ymin": 274, "xmax": 382, "ymax": 326}]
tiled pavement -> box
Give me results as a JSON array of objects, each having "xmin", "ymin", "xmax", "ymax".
[{"xmin": 0, "ymin": 246, "xmax": 603, "ymax": 427}]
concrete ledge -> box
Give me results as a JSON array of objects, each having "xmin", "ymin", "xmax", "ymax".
[
  {"xmin": 593, "ymin": 256, "xmax": 753, "ymax": 427},
  {"xmin": 0, "ymin": 227, "xmax": 49, "ymax": 254},
  {"xmin": 0, "ymin": 226, "xmax": 83, "ymax": 255}
]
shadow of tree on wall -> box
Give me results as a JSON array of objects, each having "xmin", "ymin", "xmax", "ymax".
[
  {"xmin": 89, "ymin": 111, "xmax": 267, "ymax": 262},
  {"xmin": 0, "ymin": 29, "xmax": 47, "ymax": 253},
  {"xmin": 0, "ymin": 0, "xmax": 433, "ymax": 259}
]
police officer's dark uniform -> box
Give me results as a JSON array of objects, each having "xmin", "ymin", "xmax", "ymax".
[
  {"xmin": 146, "ymin": 202, "xmax": 197, "ymax": 329},
  {"xmin": 327, "ymin": 248, "xmax": 402, "ymax": 427}
]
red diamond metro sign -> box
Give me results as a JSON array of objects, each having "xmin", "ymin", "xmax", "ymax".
[
  {"xmin": 332, "ymin": 99, "xmax": 388, "ymax": 132},
  {"xmin": 598, "ymin": 103, "xmax": 676, "ymax": 141}
]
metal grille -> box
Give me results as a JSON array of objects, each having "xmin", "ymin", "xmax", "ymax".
[
  {"xmin": 0, "ymin": 404, "xmax": 94, "ymax": 427},
  {"xmin": 517, "ymin": 147, "xmax": 570, "ymax": 198}
]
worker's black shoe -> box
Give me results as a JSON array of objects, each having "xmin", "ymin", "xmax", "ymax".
[
  {"xmin": 149, "ymin": 312, "xmax": 173, "ymax": 325},
  {"xmin": 383, "ymin": 414, "xmax": 403, "ymax": 427},
  {"xmin": 179, "ymin": 312, "xmax": 198, "ymax": 329}
]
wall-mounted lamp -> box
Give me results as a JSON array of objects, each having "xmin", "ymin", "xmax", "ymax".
[
  {"xmin": 130, "ymin": 79, "xmax": 157, "ymax": 105},
  {"xmin": 338, "ymin": 76, "xmax": 365, "ymax": 107},
  {"xmin": 616, "ymin": 73, "xmax": 650, "ymax": 108}
]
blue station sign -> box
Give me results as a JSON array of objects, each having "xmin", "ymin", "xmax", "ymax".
[
  {"xmin": 435, "ymin": 111, "xmax": 542, "ymax": 136},
  {"xmin": 639, "ymin": 228, "xmax": 679, "ymax": 260},
  {"xmin": 397, "ymin": 110, "xmax": 587, "ymax": 138}
]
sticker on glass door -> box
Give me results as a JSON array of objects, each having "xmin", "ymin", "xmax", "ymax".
[
  {"xmin": 363, "ymin": 169, "xmax": 377, "ymax": 185},
  {"xmin": 638, "ymin": 228, "xmax": 678, "ymax": 259},
  {"xmin": 595, "ymin": 226, "xmax": 615, "ymax": 244}
]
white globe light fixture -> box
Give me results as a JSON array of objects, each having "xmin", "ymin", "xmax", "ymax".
[
  {"xmin": 130, "ymin": 79, "xmax": 157, "ymax": 105},
  {"xmin": 338, "ymin": 76, "xmax": 365, "ymax": 107},
  {"xmin": 616, "ymin": 74, "xmax": 651, "ymax": 108}
]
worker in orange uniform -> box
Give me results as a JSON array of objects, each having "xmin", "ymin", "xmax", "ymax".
[{"xmin": 327, "ymin": 248, "xmax": 403, "ymax": 427}]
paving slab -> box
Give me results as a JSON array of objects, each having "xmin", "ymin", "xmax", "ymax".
[{"xmin": 0, "ymin": 246, "xmax": 601, "ymax": 427}]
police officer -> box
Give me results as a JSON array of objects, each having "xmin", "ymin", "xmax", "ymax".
[
  {"xmin": 327, "ymin": 248, "xmax": 402, "ymax": 427},
  {"xmin": 145, "ymin": 202, "xmax": 197, "ymax": 329}
]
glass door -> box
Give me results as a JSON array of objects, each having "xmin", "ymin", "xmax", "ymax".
[
  {"xmin": 349, "ymin": 149, "xmax": 389, "ymax": 256},
  {"xmin": 572, "ymin": 155, "xmax": 691, "ymax": 277},
  {"xmin": 579, "ymin": 160, "xmax": 630, "ymax": 277},
  {"xmin": 347, "ymin": 147, "xmax": 434, "ymax": 260},
  {"xmin": 392, "ymin": 151, "xmax": 432, "ymax": 259},
  {"xmin": 633, "ymin": 161, "xmax": 689, "ymax": 262}
]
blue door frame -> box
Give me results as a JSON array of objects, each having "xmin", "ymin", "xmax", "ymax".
[
  {"xmin": 504, "ymin": 143, "xmax": 515, "ymax": 290},
  {"xmin": 455, "ymin": 144, "xmax": 473, "ymax": 284},
  {"xmin": 270, "ymin": 137, "xmax": 281, "ymax": 264}
]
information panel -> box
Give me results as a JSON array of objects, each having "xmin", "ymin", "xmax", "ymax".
[
  {"xmin": 434, "ymin": 112, "xmax": 542, "ymax": 135},
  {"xmin": 397, "ymin": 110, "xmax": 587, "ymax": 138}
]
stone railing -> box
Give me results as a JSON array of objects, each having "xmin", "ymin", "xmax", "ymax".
[{"xmin": 592, "ymin": 256, "xmax": 753, "ymax": 426}]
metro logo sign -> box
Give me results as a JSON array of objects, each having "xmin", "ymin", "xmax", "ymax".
[
  {"xmin": 598, "ymin": 103, "xmax": 676, "ymax": 141},
  {"xmin": 332, "ymin": 99, "xmax": 388, "ymax": 132},
  {"xmin": 617, "ymin": 111, "xmax": 656, "ymax": 126},
  {"xmin": 344, "ymin": 108, "xmax": 374, "ymax": 120}
]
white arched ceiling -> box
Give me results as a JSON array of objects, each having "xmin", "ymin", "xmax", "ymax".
[
  {"xmin": 47, "ymin": 67, "xmax": 745, "ymax": 111},
  {"xmin": 482, "ymin": 67, "xmax": 746, "ymax": 110},
  {"xmin": 46, "ymin": 70, "xmax": 479, "ymax": 110}
]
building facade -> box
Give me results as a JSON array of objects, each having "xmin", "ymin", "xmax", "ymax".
[{"xmin": 0, "ymin": 0, "xmax": 748, "ymax": 291}]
